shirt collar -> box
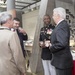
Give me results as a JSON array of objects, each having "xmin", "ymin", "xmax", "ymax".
[
  {"xmin": 0, "ymin": 26, "xmax": 10, "ymax": 30},
  {"xmin": 56, "ymin": 19, "xmax": 64, "ymax": 27}
]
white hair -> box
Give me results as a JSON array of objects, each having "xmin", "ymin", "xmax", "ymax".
[
  {"xmin": 0, "ymin": 12, "xmax": 12, "ymax": 25},
  {"xmin": 53, "ymin": 7, "xmax": 66, "ymax": 19}
]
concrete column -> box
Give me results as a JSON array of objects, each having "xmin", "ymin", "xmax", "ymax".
[
  {"xmin": 30, "ymin": 0, "xmax": 55, "ymax": 74},
  {"xmin": 7, "ymin": 0, "xmax": 16, "ymax": 18},
  {"xmin": 72, "ymin": 0, "xmax": 75, "ymax": 14}
]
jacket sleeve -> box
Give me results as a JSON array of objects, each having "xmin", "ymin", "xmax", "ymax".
[
  {"xmin": 9, "ymin": 32, "xmax": 26, "ymax": 74},
  {"xmin": 50, "ymin": 26, "xmax": 69, "ymax": 53},
  {"xmin": 22, "ymin": 33, "xmax": 28, "ymax": 40}
]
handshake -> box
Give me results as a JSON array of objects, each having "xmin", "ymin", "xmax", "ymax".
[{"xmin": 39, "ymin": 40, "xmax": 51, "ymax": 48}]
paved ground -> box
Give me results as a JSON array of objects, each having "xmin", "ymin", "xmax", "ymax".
[
  {"xmin": 26, "ymin": 66, "xmax": 44, "ymax": 75},
  {"xmin": 25, "ymin": 51, "xmax": 44, "ymax": 75},
  {"xmin": 26, "ymin": 72, "xmax": 44, "ymax": 75}
]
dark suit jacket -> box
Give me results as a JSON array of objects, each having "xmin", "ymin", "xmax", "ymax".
[
  {"xmin": 16, "ymin": 29, "xmax": 28, "ymax": 57},
  {"xmin": 50, "ymin": 20, "xmax": 73, "ymax": 69}
]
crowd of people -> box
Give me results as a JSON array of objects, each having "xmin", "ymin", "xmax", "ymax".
[{"xmin": 0, "ymin": 7, "xmax": 74, "ymax": 75}]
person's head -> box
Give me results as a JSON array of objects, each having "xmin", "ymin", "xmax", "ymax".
[
  {"xmin": 0, "ymin": 12, "xmax": 13, "ymax": 28},
  {"xmin": 13, "ymin": 18, "xmax": 20, "ymax": 29},
  {"xmin": 43, "ymin": 14, "xmax": 51, "ymax": 25},
  {"xmin": 52, "ymin": 7, "xmax": 66, "ymax": 24}
]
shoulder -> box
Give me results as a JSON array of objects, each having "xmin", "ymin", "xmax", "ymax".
[
  {"xmin": 40, "ymin": 27, "xmax": 44, "ymax": 31},
  {"xmin": 1, "ymin": 30, "xmax": 18, "ymax": 41},
  {"xmin": 3, "ymin": 29, "xmax": 15, "ymax": 35},
  {"xmin": 60, "ymin": 20, "xmax": 67, "ymax": 25},
  {"xmin": 7, "ymin": 30, "xmax": 18, "ymax": 38},
  {"xmin": 58, "ymin": 20, "xmax": 68, "ymax": 28}
]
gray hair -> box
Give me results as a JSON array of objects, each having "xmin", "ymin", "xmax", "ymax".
[
  {"xmin": 53, "ymin": 7, "xmax": 66, "ymax": 19},
  {"xmin": 0, "ymin": 12, "xmax": 12, "ymax": 25}
]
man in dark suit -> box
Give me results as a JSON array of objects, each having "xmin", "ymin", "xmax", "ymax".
[
  {"xmin": 13, "ymin": 18, "xmax": 28, "ymax": 58},
  {"xmin": 45, "ymin": 7, "xmax": 73, "ymax": 75}
]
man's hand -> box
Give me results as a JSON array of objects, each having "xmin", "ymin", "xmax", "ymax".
[
  {"xmin": 39, "ymin": 41, "xmax": 45, "ymax": 48},
  {"xmin": 18, "ymin": 27, "xmax": 26, "ymax": 34},
  {"xmin": 44, "ymin": 40, "xmax": 51, "ymax": 47}
]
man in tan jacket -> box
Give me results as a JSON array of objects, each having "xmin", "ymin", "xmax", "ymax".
[{"xmin": 0, "ymin": 12, "xmax": 26, "ymax": 75}]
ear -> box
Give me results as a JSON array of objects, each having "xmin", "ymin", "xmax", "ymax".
[{"xmin": 57, "ymin": 14, "xmax": 60, "ymax": 18}]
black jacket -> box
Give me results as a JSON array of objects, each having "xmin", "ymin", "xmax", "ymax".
[
  {"xmin": 16, "ymin": 29, "xmax": 28, "ymax": 57},
  {"xmin": 39, "ymin": 24, "xmax": 55, "ymax": 60},
  {"xmin": 50, "ymin": 20, "xmax": 73, "ymax": 69}
]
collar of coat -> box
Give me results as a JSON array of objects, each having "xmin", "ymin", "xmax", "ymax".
[{"xmin": 0, "ymin": 26, "xmax": 10, "ymax": 30}]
